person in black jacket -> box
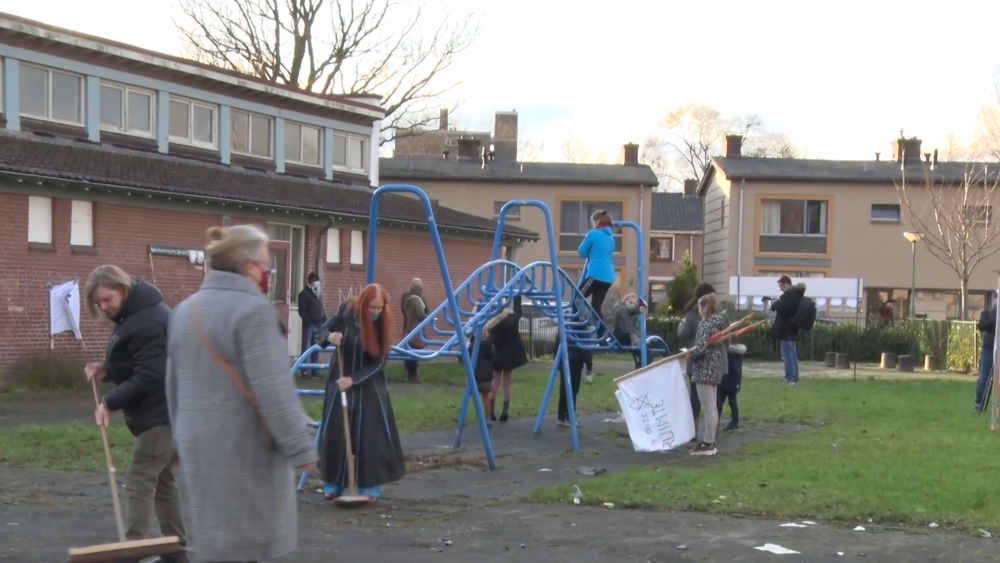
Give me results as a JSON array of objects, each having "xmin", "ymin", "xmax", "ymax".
[
  {"xmin": 485, "ymin": 295, "xmax": 528, "ymax": 422},
  {"xmin": 468, "ymin": 334, "xmax": 497, "ymax": 426},
  {"xmin": 769, "ymin": 276, "xmax": 806, "ymax": 385},
  {"xmin": 976, "ymin": 298, "xmax": 997, "ymax": 410},
  {"xmin": 83, "ymin": 265, "xmax": 187, "ymax": 562},
  {"xmin": 297, "ymin": 272, "xmax": 326, "ymax": 379},
  {"xmin": 556, "ymin": 331, "xmax": 591, "ymax": 427}
]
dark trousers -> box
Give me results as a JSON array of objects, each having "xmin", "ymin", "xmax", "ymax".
[
  {"xmin": 614, "ymin": 331, "xmax": 641, "ymax": 369},
  {"xmin": 558, "ymin": 354, "xmax": 585, "ymax": 421},
  {"xmin": 690, "ymin": 378, "xmax": 701, "ymax": 420},
  {"xmin": 717, "ymin": 388, "xmax": 739, "ymax": 424},
  {"xmin": 300, "ymin": 324, "xmax": 319, "ymax": 377},
  {"xmin": 976, "ymin": 347, "xmax": 994, "ymax": 407},
  {"xmin": 578, "ymin": 278, "xmax": 612, "ymax": 338},
  {"xmin": 404, "ymin": 360, "xmax": 419, "ymax": 378}
]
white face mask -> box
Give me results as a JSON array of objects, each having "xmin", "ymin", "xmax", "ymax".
[{"xmin": 311, "ymin": 281, "xmax": 322, "ymax": 292}]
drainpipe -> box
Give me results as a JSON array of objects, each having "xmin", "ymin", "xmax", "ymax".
[
  {"xmin": 638, "ymin": 184, "xmax": 646, "ymax": 291},
  {"xmin": 736, "ymin": 180, "xmax": 745, "ymax": 304},
  {"xmin": 313, "ymin": 217, "xmax": 337, "ymax": 276}
]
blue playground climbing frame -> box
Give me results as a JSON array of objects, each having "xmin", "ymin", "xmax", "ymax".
[{"xmin": 292, "ymin": 185, "xmax": 668, "ymax": 486}]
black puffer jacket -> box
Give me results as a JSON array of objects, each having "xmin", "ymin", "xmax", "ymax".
[
  {"xmin": 101, "ymin": 280, "xmax": 171, "ymax": 437},
  {"xmin": 770, "ymin": 284, "xmax": 806, "ymax": 341},
  {"xmin": 979, "ymin": 307, "xmax": 996, "ymax": 350}
]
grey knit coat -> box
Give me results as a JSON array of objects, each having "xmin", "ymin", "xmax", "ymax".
[{"xmin": 166, "ymin": 271, "xmax": 316, "ymax": 563}]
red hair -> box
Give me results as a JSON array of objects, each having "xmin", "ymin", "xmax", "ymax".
[{"xmin": 352, "ymin": 283, "xmax": 393, "ymax": 358}]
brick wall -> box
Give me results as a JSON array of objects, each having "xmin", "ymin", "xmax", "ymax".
[{"xmin": 0, "ymin": 191, "xmax": 502, "ymax": 372}]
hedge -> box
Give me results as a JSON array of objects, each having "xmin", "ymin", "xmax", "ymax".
[{"xmin": 646, "ymin": 317, "xmax": 983, "ymax": 373}]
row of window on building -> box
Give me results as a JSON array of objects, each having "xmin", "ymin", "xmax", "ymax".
[{"xmin": 14, "ymin": 62, "xmax": 369, "ymax": 173}]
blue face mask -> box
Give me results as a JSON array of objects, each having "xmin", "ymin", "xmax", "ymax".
[{"xmin": 369, "ymin": 311, "xmax": 381, "ymax": 321}]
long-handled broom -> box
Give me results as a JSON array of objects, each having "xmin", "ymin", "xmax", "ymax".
[
  {"xmin": 334, "ymin": 346, "xmax": 370, "ymax": 508},
  {"xmin": 66, "ymin": 378, "xmax": 184, "ymax": 562}
]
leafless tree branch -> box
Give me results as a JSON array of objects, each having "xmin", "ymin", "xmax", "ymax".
[
  {"xmin": 175, "ymin": 0, "xmax": 481, "ymax": 144},
  {"xmin": 896, "ymin": 162, "xmax": 1000, "ymax": 318},
  {"xmin": 560, "ymin": 130, "xmax": 608, "ymax": 164}
]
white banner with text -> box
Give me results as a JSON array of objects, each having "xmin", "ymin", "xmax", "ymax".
[{"xmin": 615, "ymin": 358, "xmax": 695, "ymax": 452}]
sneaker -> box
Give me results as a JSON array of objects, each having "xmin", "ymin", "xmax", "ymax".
[
  {"xmin": 689, "ymin": 442, "xmax": 717, "ymax": 456},
  {"xmin": 783, "ymin": 380, "xmax": 798, "ymax": 386},
  {"xmin": 584, "ymin": 370, "xmax": 594, "ymax": 385},
  {"xmin": 557, "ymin": 419, "xmax": 580, "ymax": 427},
  {"xmin": 724, "ymin": 422, "xmax": 739, "ymax": 431}
]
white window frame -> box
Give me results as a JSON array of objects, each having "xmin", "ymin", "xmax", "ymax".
[
  {"xmin": 284, "ymin": 120, "xmax": 323, "ymax": 167},
  {"xmin": 70, "ymin": 200, "xmax": 94, "ymax": 247},
  {"xmin": 332, "ymin": 132, "xmax": 368, "ymax": 174},
  {"xmin": 168, "ymin": 96, "xmax": 218, "ymax": 149},
  {"xmin": 27, "ymin": 196, "xmax": 53, "ymax": 244},
  {"xmin": 19, "ymin": 63, "xmax": 85, "ymax": 126},
  {"xmin": 493, "ymin": 201, "xmax": 521, "ymax": 219},
  {"xmin": 326, "ymin": 228, "xmax": 341, "ymax": 264},
  {"xmin": 350, "ymin": 230, "xmax": 364, "ymax": 265},
  {"xmin": 99, "ymin": 81, "xmax": 155, "ymax": 138},
  {"xmin": 654, "ymin": 236, "xmax": 675, "ymax": 261},
  {"xmin": 230, "ymin": 109, "xmax": 273, "ymax": 159}
]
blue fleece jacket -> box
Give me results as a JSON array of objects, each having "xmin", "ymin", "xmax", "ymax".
[{"xmin": 578, "ymin": 227, "xmax": 617, "ymax": 284}]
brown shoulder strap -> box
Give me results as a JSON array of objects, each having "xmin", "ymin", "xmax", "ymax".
[{"xmin": 189, "ymin": 300, "xmax": 260, "ymax": 410}]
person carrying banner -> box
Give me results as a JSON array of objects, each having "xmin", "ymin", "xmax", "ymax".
[
  {"xmin": 686, "ymin": 293, "xmax": 727, "ymax": 456},
  {"xmin": 678, "ymin": 283, "xmax": 728, "ymax": 440}
]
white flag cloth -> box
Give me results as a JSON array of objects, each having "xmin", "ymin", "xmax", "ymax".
[
  {"xmin": 615, "ymin": 357, "xmax": 696, "ymax": 452},
  {"xmin": 50, "ymin": 280, "xmax": 82, "ymax": 340}
]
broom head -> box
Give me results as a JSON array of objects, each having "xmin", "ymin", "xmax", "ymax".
[
  {"xmin": 68, "ymin": 536, "xmax": 184, "ymax": 563},
  {"xmin": 334, "ymin": 493, "xmax": 371, "ymax": 508}
]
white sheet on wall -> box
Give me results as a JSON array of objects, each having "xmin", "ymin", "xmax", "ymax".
[
  {"xmin": 50, "ymin": 280, "xmax": 82, "ymax": 340},
  {"xmin": 615, "ymin": 358, "xmax": 695, "ymax": 452}
]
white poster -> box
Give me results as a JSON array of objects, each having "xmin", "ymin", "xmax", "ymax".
[
  {"xmin": 50, "ymin": 280, "xmax": 82, "ymax": 340},
  {"xmin": 615, "ymin": 358, "xmax": 695, "ymax": 452}
]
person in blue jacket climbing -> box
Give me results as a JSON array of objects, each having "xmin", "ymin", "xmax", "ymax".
[{"xmin": 577, "ymin": 209, "xmax": 617, "ymax": 338}]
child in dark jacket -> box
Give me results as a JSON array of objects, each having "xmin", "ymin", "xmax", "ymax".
[
  {"xmin": 717, "ymin": 343, "xmax": 746, "ymax": 430},
  {"xmin": 557, "ymin": 332, "xmax": 592, "ymax": 427},
  {"xmin": 469, "ymin": 335, "xmax": 497, "ymax": 426}
]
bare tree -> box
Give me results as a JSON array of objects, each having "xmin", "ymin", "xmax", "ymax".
[
  {"xmin": 561, "ymin": 131, "xmax": 608, "ymax": 164},
  {"xmin": 896, "ymin": 163, "xmax": 1000, "ymax": 318},
  {"xmin": 938, "ymin": 133, "xmax": 976, "ymax": 162},
  {"xmin": 175, "ymin": 0, "xmax": 480, "ymax": 144},
  {"xmin": 643, "ymin": 103, "xmax": 798, "ymax": 187},
  {"xmin": 971, "ymin": 84, "xmax": 1000, "ymax": 161},
  {"xmin": 518, "ymin": 130, "xmax": 546, "ymax": 162}
]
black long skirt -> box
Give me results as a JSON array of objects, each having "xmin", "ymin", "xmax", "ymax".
[{"xmin": 318, "ymin": 371, "xmax": 406, "ymax": 490}]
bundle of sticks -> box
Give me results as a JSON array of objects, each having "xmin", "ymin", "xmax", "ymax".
[{"xmin": 706, "ymin": 313, "xmax": 766, "ymax": 347}]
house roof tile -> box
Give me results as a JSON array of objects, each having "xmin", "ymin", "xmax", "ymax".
[
  {"xmin": 651, "ymin": 192, "xmax": 703, "ymax": 232},
  {"xmin": 380, "ymin": 156, "xmax": 659, "ymax": 186}
]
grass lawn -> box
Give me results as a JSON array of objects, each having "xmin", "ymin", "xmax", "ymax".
[
  {"xmin": 0, "ymin": 359, "xmax": 624, "ymax": 474},
  {"xmin": 532, "ymin": 376, "xmax": 1000, "ymax": 530}
]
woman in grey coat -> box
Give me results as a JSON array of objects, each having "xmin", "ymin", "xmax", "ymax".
[{"xmin": 166, "ymin": 225, "xmax": 317, "ymax": 563}]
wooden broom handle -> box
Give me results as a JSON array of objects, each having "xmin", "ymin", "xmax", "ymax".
[
  {"xmin": 338, "ymin": 346, "xmax": 360, "ymax": 496},
  {"xmin": 92, "ymin": 377, "xmax": 126, "ymax": 542}
]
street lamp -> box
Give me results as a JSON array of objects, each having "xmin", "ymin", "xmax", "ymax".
[{"xmin": 903, "ymin": 231, "xmax": 924, "ymax": 317}]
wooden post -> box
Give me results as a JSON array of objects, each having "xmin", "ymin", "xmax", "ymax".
[
  {"xmin": 835, "ymin": 353, "xmax": 851, "ymax": 369},
  {"xmin": 824, "ymin": 351, "xmax": 837, "ymax": 367},
  {"xmin": 924, "ymin": 354, "xmax": 940, "ymax": 371},
  {"xmin": 880, "ymin": 352, "xmax": 897, "ymax": 369},
  {"xmin": 897, "ymin": 354, "xmax": 914, "ymax": 372}
]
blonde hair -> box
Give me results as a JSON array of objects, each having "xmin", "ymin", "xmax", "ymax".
[
  {"xmin": 698, "ymin": 293, "xmax": 720, "ymax": 319},
  {"xmin": 84, "ymin": 265, "xmax": 134, "ymax": 319},
  {"xmin": 204, "ymin": 225, "xmax": 269, "ymax": 273}
]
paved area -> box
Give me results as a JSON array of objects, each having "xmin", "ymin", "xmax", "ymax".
[{"xmin": 0, "ymin": 360, "xmax": 991, "ymax": 562}]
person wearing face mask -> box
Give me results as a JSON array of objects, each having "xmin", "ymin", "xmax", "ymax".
[
  {"xmin": 316, "ymin": 283, "xmax": 406, "ymax": 503},
  {"xmin": 83, "ymin": 265, "xmax": 188, "ymax": 563},
  {"xmin": 297, "ymin": 272, "xmax": 326, "ymax": 379},
  {"xmin": 166, "ymin": 225, "xmax": 317, "ymax": 563}
]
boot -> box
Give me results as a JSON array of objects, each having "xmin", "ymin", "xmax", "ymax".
[
  {"xmin": 490, "ymin": 398, "xmax": 497, "ymax": 421},
  {"xmin": 499, "ymin": 401, "xmax": 510, "ymax": 423},
  {"xmin": 407, "ymin": 367, "xmax": 421, "ymax": 384}
]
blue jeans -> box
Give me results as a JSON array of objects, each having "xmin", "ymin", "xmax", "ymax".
[
  {"xmin": 976, "ymin": 348, "xmax": 994, "ymax": 407},
  {"xmin": 780, "ymin": 340, "xmax": 799, "ymax": 383},
  {"xmin": 300, "ymin": 324, "xmax": 319, "ymax": 377}
]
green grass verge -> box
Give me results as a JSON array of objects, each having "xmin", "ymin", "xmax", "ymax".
[
  {"xmin": 531, "ymin": 377, "xmax": 1000, "ymax": 530},
  {"xmin": 0, "ymin": 359, "xmax": 623, "ymax": 473}
]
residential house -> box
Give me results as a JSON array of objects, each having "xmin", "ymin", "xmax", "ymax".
[
  {"xmin": 699, "ymin": 134, "xmax": 1000, "ymax": 321},
  {"xmin": 0, "ymin": 13, "xmax": 536, "ymax": 370},
  {"xmin": 381, "ymin": 111, "xmax": 659, "ymax": 315},
  {"xmin": 648, "ymin": 181, "xmax": 704, "ymax": 306}
]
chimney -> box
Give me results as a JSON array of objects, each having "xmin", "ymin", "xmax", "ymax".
[
  {"xmin": 439, "ymin": 108, "xmax": 448, "ymax": 131},
  {"xmin": 932, "ymin": 149, "xmax": 939, "ymax": 166},
  {"xmin": 891, "ymin": 135, "xmax": 922, "ymax": 163},
  {"xmin": 683, "ymin": 178, "xmax": 698, "ymax": 196},
  {"xmin": 622, "ymin": 143, "xmax": 639, "ymax": 166},
  {"xmin": 442, "ymin": 150, "xmax": 449, "ymax": 159},
  {"xmin": 457, "ymin": 137, "xmax": 481, "ymax": 160},
  {"xmin": 924, "ymin": 152, "xmax": 931, "ymax": 163},
  {"xmin": 493, "ymin": 111, "xmax": 518, "ymax": 163},
  {"xmin": 875, "ymin": 152, "xmax": 881, "ymax": 162},
  {"xmin": 724, "ymin": 135, "xmax": 743, "ymax": 158}
]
